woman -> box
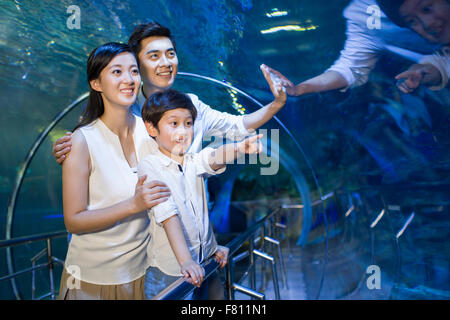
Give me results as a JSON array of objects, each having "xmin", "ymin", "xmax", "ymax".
[{"xmin": 58, "ymin": 42, "xmax": 170, "ymax": 300}]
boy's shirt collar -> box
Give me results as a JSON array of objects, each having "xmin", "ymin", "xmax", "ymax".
[{"xmin": 155, "ymin": 147, "xmax": 184, "ymax": 167}]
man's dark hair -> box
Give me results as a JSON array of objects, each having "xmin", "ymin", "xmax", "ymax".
[
  {"xmin": 128, "ymin": 21, "xmax": 176, "ymax": 58},
  {"xmin": 376, "ymin": 0, "xmax": 408, "ymax": 28},
  {"xmin": 141, "ymin": 89, "xmax": 197, "ymax": 130}
]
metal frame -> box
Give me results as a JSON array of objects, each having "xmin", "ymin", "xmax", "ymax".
[{"xmin": 0, "ymin": 230, "xmax": 68, "ymax": 300}]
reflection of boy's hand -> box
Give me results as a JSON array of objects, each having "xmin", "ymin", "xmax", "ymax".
[
  {"xmin": 260, "ymin": 64, "xmax": 288, "ymax": 105},
  {"xmin": 181, "ymin": 260, "xmax": 204, "ymax": 287},
  {"xmin": 260, "ymin": 64, "xmax": 294, "ymax": 88},
  {"xmin": 396, "ymin": 63, "xmax": 442, "ymax": 94},
  {"xmin": 214, "ymin": 245, "xmax": 230, "ymax": 269},
  {"xmin": 395, "ymin": 68, "xmax": 424, "ymax": 94}
]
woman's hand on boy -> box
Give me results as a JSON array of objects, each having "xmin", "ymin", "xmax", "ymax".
[
  {"xmin": 214, "ymin": 245, "xmax": 229, "ymax": 269},
  {"xmin": 132, "ymin": 175, "xmax": 171, "ymax": 212},
  {"xmin": 181, "ymin": 260, "xmax": 205, "ymax": 287}
]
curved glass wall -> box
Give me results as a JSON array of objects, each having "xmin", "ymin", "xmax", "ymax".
[{"xmin": 1, "ymin": 0, "xmax": 449, "ymax": 300}]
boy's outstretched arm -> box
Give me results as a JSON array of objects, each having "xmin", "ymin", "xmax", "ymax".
[
  {"xmin": 162, "ymin": 215, "xmax": 205, "ymax": 287},
  {"xmin": 208, "ymin": 134, "xmax": 263, "ymax": 171}
]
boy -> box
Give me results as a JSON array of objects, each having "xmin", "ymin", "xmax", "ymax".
[{"xmin": 138, "ymin": 89, "xmax": 263, "ymax": 299}]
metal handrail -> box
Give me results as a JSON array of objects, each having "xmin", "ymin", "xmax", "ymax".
[
  {"xmin": 0, "ymin": 230, "xmax": 68, "ymax": 249},
  {"xmin": 0, "ymin": 230, "xmax": 68, "ymax": 300},
  {"xmin": 153, "ymin": 207, "xmax": 281, "ymax": 300}
]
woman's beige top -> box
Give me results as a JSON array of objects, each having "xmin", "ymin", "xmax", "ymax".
[{"xmin": 64, "ymin": 115, "xmax": 152, "ymax": 285}]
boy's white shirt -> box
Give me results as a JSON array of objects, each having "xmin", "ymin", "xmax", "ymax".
[
  {"xmin": 137, "ymin": 147, "xmax": 225, "ymax": 276},
  {"xmin": 131, "ymin": 88, "xmax": 252, "ymax": 276}
]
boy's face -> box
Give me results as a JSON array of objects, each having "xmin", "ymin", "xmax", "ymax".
[
  {"xmin": 399, "ymin": 0, "xmax": 450, "ymax": 44},
  {"xmin": 138, "ymin": 36, "xmax": 178, "ymax": 94},
  {"xmin": 145, "ymin": 108, "xmax": 194, "ymax": 160}
]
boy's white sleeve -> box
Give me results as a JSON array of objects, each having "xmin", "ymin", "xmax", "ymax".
[
  {"xmin": 137, "ymin": 157, "xmax": 180, "ymax": 225},
  {"xmin": 419, "ymin": 48, "xmax": 449, "ymax": 91},
  {"xmin": 193, "ymin": 147, "xmax": 226, "ymax": 177},
  {"xmin": 151, "ymin": 196, "xmax": 180, "ymax": 225}
]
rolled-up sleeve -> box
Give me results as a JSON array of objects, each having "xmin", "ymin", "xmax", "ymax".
[
  {"xmin": 326, "ymin": 7, "xmax": 383, "ymax": 90},
  {"xmin": 151, "ymin": 196, "xmax": 180, "ymax": 225},
  {"xmin": 193, "ymin": 147, "xmax": 226, "ymax": 177},
  {"xmin": 419, "ymin": 48, "xmax": 449, "ymax": 91}
]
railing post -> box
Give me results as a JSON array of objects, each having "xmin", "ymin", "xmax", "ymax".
[
  {"xmin": 260, "ymin": 223, "xmax": 266, "ymax": 291},
  {"xmin": 225, "ymin": 261, "xmax": 234, "ymax": 300},
  {"xmin": 46, "ymin": 238, "xmax": 55, "ymax": 300},
  {"xmin": 249, "ymin": 236, "xmax": 256, "ymax": 298},
  {"xmin": 253, "ymin": 249, "xmax": 280, "ymax": 300}
]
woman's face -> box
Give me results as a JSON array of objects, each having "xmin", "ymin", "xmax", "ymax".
[
  {"xmin": 91, "ymin": 52, "xmax": 141, "ymax": 107},
  {"xmin": 138, "ymin": 36, "xmax": 178, "ymax": 94},
  {"xmin": 400, "ymin": 0, "xmax": 450, "ymax": 44}
]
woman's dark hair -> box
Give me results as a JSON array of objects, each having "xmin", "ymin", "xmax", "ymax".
[
  {"xmin": 127, "ymin": 21, "xmax": 176, "ymax": 60},
  {"xmin": 74, "ymin": 42, "xmax": 135, "ymax": 131},
  {"xmin": 141, "ymin": 89, "xmax": 197, "ymax": 130},
  {"xmin": 376, "ymin": 0, "xmax": 408, "ymax": 28}
]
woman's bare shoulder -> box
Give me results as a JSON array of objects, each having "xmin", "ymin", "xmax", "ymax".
[{"xmin": 63, "ymin": 129, "xmax": 89, "ymax": 167}]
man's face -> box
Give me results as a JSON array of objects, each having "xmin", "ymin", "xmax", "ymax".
[
  {"xmin": 138, "ymin": 36, "xmax": 178, "ymax": 94},
  {"xmin": 399, "ymin": 0, "xmax": 450, "ymax": 44}
]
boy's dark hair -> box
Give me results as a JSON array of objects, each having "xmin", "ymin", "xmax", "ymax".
[
  {"xmin": 141, "ymin": 89, "xmax": 197, "ymax": 129},
  {"xmin": 128, "ymin": 21, "xmax": 176, "ymax": 58},
  {"xmin": 376, "ymin": 0, "xmax": 408, "ymax": 28}
]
